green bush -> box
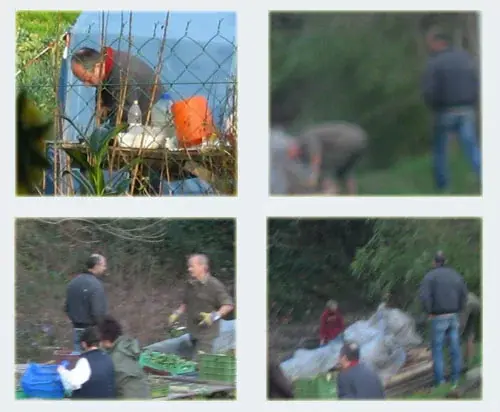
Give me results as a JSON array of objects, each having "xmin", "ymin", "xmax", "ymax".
[
  {"xmin": 268, "ymin": 219, "xmax": 481, "ymax": 319},
  {"xmin": 351, "ymin": 218, "xmax": 481, "ymax": 311},
  {"xmin": 16, "ymin": 11, "xmax": 80, "ymax": 114}
]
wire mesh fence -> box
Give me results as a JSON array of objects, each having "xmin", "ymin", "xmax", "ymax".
[{"xmin": 17, "ymin": 11, "xmax": 237, "ymax": 196}]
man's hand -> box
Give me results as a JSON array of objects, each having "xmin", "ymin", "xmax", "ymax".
[
  {"xmin": 168, "ymin": 312, "xmax": 180, "ymax": 326},
  {"xmin": 321, "ymin": 178, "xmax": 340, "ymax": 195},
  {"xmin": 198, "ymin": 311, "xmax": 221, "ymax": 326}
]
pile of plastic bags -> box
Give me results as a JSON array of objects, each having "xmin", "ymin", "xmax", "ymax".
[{"xmin": 280, "ymin": 305, "xmax": 422, "ymax": 381}]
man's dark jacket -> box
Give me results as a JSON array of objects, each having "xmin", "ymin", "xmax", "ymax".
[{"xmin": 64, "ymin": 272, "xmax": 108, "ymax": 328}]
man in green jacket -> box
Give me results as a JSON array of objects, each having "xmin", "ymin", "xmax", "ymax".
[
  {"xmin": 99, "ymin": 316, "xmax": 151, "ymax": 399},
  {"xmin": 460, "ymin": 292, "xmax": 481, "ymax": 370},
  {"xmin": 298, "ymin": 122, "xmax": 368, "ymax": 195}
]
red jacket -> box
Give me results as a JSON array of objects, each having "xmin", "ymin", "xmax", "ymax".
[{"xmin": 319, "ymin": 309, "xmax": 345, "ymax": 342}]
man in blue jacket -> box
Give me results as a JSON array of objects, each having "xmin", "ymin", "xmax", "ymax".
[
  {"xmin": 336, "ymin": 342, "xmax": 385, "ymax": 399},
  {"xmin": 421, "ymin": 27, "xmax": 481, "ymax": 192},
  {"xmin": 64, "ymin": 254, "xmax": 109, "ymax": 353},
  {"xmin": 419, "ymin": 251, "xmax": 468, "ymax": 387}
]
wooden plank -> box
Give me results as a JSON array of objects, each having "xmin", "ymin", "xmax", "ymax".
[
  {"xmin": 156, "ymin": 374, "xmax": 234, "ymax": 387},
  {"xmin": 384, "ymin": 361, "xmax": 433, "ymax": 388},
  {"xmin": 58, "ymin": 143, "xmax": 231, "ymax": 161},
  {"xmin": 167, "ymin": 384, "xmax": 234, "ymax": 400}
]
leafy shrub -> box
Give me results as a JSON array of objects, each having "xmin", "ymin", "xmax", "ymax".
[
  {"xmin": 16, "ymin": 11, "xmax": 80, "ymax": 114},
  {"xmin": 351, "ymin": 218, "xmax": 481, "ymax": 312}
]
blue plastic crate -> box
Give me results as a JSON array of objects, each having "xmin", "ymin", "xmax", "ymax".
[{"xmin": 21, "ymin": 363, "xmax": 66, "ymax": 399}]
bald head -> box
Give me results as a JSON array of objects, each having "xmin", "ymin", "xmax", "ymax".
[
  {"xmin": 339, "ymin": 341, "xmax": 360, "ymax": 369},
  {"xmin": 433, "ymin": 251, "xmax": 446, "ymax": 267},
  {"xmin": 188, "ymin": 254, "xmax": 210, "ymax": 280},
  {"xmin": 86, "ymin": 253, "xmax": 107, "ymax": 276}
]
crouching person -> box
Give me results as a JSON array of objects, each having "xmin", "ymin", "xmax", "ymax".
[
  {"xmin": 337, "ymin": 342, "xmax": 386, "ymax": 400},
  {"xmin": 58, "ymin": 326, "xmax": 116, "ymax": 399},
  {"xmin": 99, "ymin": 316, "xmax": 151, "ymax": 399}
]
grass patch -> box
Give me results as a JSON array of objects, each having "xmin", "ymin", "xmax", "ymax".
[
  {"xmin": 358, "ymin": 144, "xmax": 480, "ymax": 196},
  {"xmin": 16, "ymin": 11, "xmax": 80, "ymax": 36},
  {"xmin": 16, "ymin": 11, "xmax": 81, "ymax": 113}
]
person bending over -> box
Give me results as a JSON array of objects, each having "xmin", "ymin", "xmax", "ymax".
[{"xmin": 99, "ymin": 315, "xmax": 151, "ymax": 399}]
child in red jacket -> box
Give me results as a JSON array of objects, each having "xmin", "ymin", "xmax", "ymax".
[{"xmin": 320, "ymin": 300, "xmax": 345, "ymax": 345}]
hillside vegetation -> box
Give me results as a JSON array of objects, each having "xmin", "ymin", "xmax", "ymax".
[
  {"xmin": 268, "ymin": 218, "xmax": 481, "ymax": 322},
  {"xmin": 15, "ymin": 219, "xmax": 235, "ymax": 362}
]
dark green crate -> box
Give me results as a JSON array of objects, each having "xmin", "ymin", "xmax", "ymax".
[
  {"xmin": 294, "ymin": 374, "xmax": 337, "ymax": 399},
  {"xmin": 148, "ymin": 375, "xmax": 170, "ymax": 398},
  {"xmin": 198, "ymin": 354, "xmax": 236, "ymax": 383}
]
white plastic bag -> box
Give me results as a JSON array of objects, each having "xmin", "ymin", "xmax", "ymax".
[{"xmin": 279, "ymin": 307, "xmax": 422, "ymax": 381}]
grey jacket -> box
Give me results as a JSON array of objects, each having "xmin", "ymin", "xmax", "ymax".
[
  {"xmin": 64, "ymin": 272, "xmax": 108, "ymax": 327},
  {"xmin": 419, "ymin": 266, "xmax": 468, "ymax": 315},
  {"xmin": 337, "ymin": 363, "xmax": 385, "ymax": 399},
  {"xmin": 422, "ymin": 47, "xmax": 479, "ymax": 110},
  {"xmin": 99, "ymin": 49, "xmax": 166, "ymax": 125}
]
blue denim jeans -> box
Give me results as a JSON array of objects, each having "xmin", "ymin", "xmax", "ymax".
[
  {"xmin": 430, "ymin": 314, "xmax": 462, "ymax": 385},
  {"xmin": 433, "ymin": 107, "xmax": 481, "ymax": 190},
  {"xmin": 72, "ymin": 328, "xmax": 85, "ymax": 354}
]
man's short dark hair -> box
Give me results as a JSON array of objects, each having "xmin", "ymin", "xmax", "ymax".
[
  {"xmin": 428, "ymin": 28, "xmax": 451, "ymax": 44},
  {"xmin": 98, "ymin": 315, "xmax": 123, "ymax": 343},
  {"xmin": 80, "ymin": 326, "xmax": 100, "ymax": 347},
  {"xmin": 340, "ymin": 341, "xmax": 360, "ymax": 362},
  {"xmin": 86, "ymin": 254, "xmax": 103, "ymax": 270},
  {"xmin": 434, "ymin": 251, "xmax": 446, "ymax": 266},
  {"xmin": 71, "ymin": 47, "xmax": 103, "ymax": 70}
]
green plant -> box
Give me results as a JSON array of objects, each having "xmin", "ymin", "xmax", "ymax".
[
  {"xmin": 16, "ymin": 12, "xmax": 80, "ymax": 115},
  {"xmin": 351, "ymin": 219, "xmax": 481, "ymax": 310},
  {"xmin": 61, "ymin": 117, "xmax": 141, "ymax": 195}
]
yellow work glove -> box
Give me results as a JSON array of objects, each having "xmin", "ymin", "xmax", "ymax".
[
  {"xmin": 198, "ymin": 311, "xmax": 221, "ymax": 326},
  {"xmin": 168, "ymin": 312, "xmax": 180, "ymax": 325}
]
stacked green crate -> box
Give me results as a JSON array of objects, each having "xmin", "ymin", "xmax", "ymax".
[
  {"xmin": 148, "ymin": 376, "xmax": 170, "ymax": 399},
  {"xmin": 294, "ymin": 373, "xmax": 337, "ymax": 399},
  {"xmin": 198, "ymin": 353, "xmax": 236, "ymax": 383}
]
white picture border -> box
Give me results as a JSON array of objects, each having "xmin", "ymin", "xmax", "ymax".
[{"xmin": 4, "ymin": 1, "xmax": 500, "ymax": 411}]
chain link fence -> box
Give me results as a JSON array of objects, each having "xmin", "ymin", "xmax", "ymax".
[{"xmin": 18, "ymin": 11, "xmax": 237, "ymax": 196}]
